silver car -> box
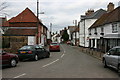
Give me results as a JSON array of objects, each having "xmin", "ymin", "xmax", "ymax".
[{"xmin": 102, "ymin": 46, "xmax": 120, "ymax": 72}]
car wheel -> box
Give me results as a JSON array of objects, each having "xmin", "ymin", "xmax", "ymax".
[
  {"xmin": 34, "ymin": 55, "xmax": 38, "ymax": 61},
  {"xmin": 10, "ymin": 59, "xmax": 17, "ymax": 67},
  {"xmin": 103, "ymin": 59, "xmax": 107, "ymax": 68},
  {"xmin": 46, "ymin": 53, "xmax": 50, "ymax": 58}
]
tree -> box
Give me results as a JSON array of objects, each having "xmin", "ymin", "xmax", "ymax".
[
  {"xmin": 61, "ymin": 29, "xmax": 69, "ymax": 42},
  {"xmin": 0, "ymin": 2, "xmax": 9, "ymax": 15}
]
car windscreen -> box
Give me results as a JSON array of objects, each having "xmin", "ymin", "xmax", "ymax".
[{"xmin": 20, "ymin": 46, "xmax": 34, "ymax": 50}]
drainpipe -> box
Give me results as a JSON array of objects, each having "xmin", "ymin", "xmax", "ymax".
[{"xmin": 84, "ymin": 19, "xmax": 85, "ymax": 47}]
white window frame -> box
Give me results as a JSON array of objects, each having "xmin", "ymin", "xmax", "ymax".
[{"xmin": 112, "ymin": 23, "xmax": 118, "ymax": 33}]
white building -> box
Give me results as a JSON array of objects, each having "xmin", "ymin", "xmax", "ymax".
[
  {"xmin": 89, "ymin": 2, "xmax": 120, "ymax": 52},
  {"xmin": 79, "ymin": 9, "xmax": 106, "ymax": 47}
]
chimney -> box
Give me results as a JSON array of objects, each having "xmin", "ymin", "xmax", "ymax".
[
  {"xmin": 85, "ymin": 9, "xmax": 94, "ymax": 16},
  {"xmin": 107, "ymin": 2, "xmax": 114, "ymax": 12},
  {"xmin": 118, "ymin": 1, "xmax": 120, "ymax": 6}
]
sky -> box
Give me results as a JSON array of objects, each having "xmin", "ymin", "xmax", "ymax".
[{"xmin": 0, "ymin": 0, "xmax": 120, "ymax": 33}]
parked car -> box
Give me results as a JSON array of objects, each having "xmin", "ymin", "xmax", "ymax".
[
  {"xmin": 102, "ymin": 46, "xmax": 120, "ymax": 72},
  {"xmin": 16, "ymin": 45, "xmax": 50, "ymax": 61},
  {"xmin": 49, "ymin": 42, "xmax": 60, "ymax": 52},
  {"xmin": 0, "ymin": 50, "xmax": 19, "ymax": 67}
]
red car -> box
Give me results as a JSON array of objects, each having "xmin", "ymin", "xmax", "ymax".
[
  {"xmin": 49, "ymin": 42, "xmax": 60, "ymax": 52},
  {"xmin": 0, "ymin": 50, "xmax": 19, "ymax": 67}
]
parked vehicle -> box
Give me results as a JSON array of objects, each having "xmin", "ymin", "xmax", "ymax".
[
  {"xmin": 102, "ymin": 46, "xmax": 120, "ymax": 72},
  {"xmin": 49, "ymin": 42, "xmax": 60, "ymax": 52},
  {"xmin": 66, "ymin": 41, "xmax": 71, "ymax": 45},
  {"xmin": 0, "ymin": 50, "xmax": 19, "ymax": 67},
  {"xmin": 16, "ymin": 45, "xmax": 50, "ymax": 61}
]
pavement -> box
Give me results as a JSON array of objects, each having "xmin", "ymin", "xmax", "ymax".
[{"xmin": 69, "ymin": 45, "xmax": 105, "ymax": 61}]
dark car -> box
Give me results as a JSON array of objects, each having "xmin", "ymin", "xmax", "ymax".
[
  {"xmin": 102, "ymin": 46, "xmax": 120, "ymax": 72},
  {"xmin": 49, "ymin": 42, "xmax": 60, "ymax": 52},
  {"xmin": 16, "ymin": 45, "xmax": 50, "ymax": 61},
  {"xmin": 0, "ymin": 50, "xmax": 19, "ymax": 67}
]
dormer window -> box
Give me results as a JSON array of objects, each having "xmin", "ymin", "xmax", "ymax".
[
  {"xmin": 94, "ymin": 28, "xmax": 97, "ymax": 35},
  {"xmin": 112, "ymin": 23, "xmax": 118, "ymax": 33}
]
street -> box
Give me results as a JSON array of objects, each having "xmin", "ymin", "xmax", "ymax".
[{"xmin": 2, "ymin": 44, "xmax": 119, "ymax": 78}]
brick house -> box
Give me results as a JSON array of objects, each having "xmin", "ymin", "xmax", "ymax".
[{"xmin": 2, "ymin": 8, "xmax": 48, "ymax": 52}]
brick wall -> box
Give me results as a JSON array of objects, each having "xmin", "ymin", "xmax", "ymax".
[{"xmin": 3, "ymin": 36, "xmax": 28, "ymax": 53}]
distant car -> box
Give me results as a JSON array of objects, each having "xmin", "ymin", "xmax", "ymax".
[
  {"xmin": 16, "ymin": 45, "xmax": 50, "ymax": 61},
  {"xmin": 0, "ymin": 50, "xmax": 19, "ymax": 67},
  {"xmin": 49, "ymin": 42, "xmax": 60, "ymax": 52},
  {"xmin": 67, "ymin": 41, "xmax": 71, "ymax": 45},
  {"xmin": 102, "ymin": 46, "xmax": 120, "ymax": 72}
]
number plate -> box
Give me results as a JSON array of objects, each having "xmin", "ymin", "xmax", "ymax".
[{"xmin": 20, "ymin": 51, "xmax": 26, "ymax": 53}]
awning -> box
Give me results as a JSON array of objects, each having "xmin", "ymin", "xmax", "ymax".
[{"xmin": 103, "ymin": 34, "xmax": 120, "ymax": 39}]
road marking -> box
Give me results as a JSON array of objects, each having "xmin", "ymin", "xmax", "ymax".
[
  {"xmin": 13, "ymin": 73, "xmax": 26, "ymax": 78},
  {"xmin": 61, "ymin": 54, "xmax": 65, "ymax": 58},
  {"xmin": 42, "ymin": 59, "xmax": 59, "ymax": 68},
  {"xmin": 61, "ymin": 45, "xmax": 66, "ymax": 53}
]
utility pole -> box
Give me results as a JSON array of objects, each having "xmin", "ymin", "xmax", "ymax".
[
  {"xmin": 50, "ymin": 23, "xmax": 52, "ymax": 40},
  {"xmin": 36, "ymin": 0, "xmax": 39, "ymax": 44}
]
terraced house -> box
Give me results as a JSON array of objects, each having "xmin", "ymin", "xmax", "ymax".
[
  {"xmin": 2, "ymin": 8, "xmax": 48, "ymax": 52},
  {"xmin": 88, "ymin": 3, "xmax": 120, "ymax": 52}
]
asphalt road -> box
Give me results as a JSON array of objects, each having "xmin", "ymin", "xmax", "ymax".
[{"xmin": 2, "ymin": 44, "xmax": 119, "ymax": 78}]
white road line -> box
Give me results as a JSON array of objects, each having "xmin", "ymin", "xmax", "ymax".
[
  {"xmin": 42, "ymin": 59, "xmax": 59, "ymax": 68},
  {"xmin": 61, "ymin": 54, "xmax": 65, "ymax": 58},
  {"xmin": 13, "ymin": 73, "xmax": 26, "ymax": 78},
  {"xmin": 61, "ymin": 45, "xmax": 66, "ymax": 53}
]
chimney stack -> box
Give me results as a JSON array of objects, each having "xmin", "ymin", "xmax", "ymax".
[
  {"xmin": 107, "ymin": 2, "xmax": 114, "ymax": 12},
  {"xmin": 85, "ymin": 9, "xmax": 94, "ymax": 16}
]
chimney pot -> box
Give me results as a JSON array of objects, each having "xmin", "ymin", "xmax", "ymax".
[{"xmin": 107, "ymin": 2, "xmax": 114, "ymax": 12}]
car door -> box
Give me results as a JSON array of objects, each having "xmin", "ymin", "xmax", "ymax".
[
  {"xmin": 111, "ymin": 48, "xmax": 120, "ymax": 68},
  {"xmin": 105, "ymin": 48, "xmax": 116, "ymax": 66},
  {"xmin": 108, "ymin": 48, "xmax": 118, "ymax": 67},
  {"xmin": 2, "ymin": 51, "xmax": 10, "ymax": 65},
  {"xmin": 42, "ymin": 48, "xmax": 47, "ymax": 57},
  {"xmin": 35, "ymin": 45, "xmax": 43, "ymax": 58}
]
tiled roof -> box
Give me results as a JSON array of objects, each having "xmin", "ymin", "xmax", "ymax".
[
  {"xmin": 4, "ymin": 29, "xmax": 37, "ymax": 36},
  {"xmin": 9, "ymin": 8, "xmax": 38, "ymax": 22},
  {"xmin": 85, "ymin": 9, "xmax": 106, "ymax": 19},
  {"xmin": 89, "ymin": 6, "xmax": 120, "ymax": 29},
  {"xmin": 3, "ymin": 7, "xmax": 41, "ymax": 27},
  {"xmin": 81, "ymin": 9, "xmax": 106, "ymax": 20}
]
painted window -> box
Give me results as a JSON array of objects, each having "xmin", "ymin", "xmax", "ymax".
[{"xmin": 112, "ymin": 23, "xmax": 118, "ymax": 33}]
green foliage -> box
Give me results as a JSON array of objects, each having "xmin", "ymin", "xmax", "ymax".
[{"xmin": 61, "ymin": 29, "xmax": 69, "ymax": 41}]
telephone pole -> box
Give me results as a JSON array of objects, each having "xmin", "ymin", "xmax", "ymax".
[
  {"xmin": 50, "ymin": 23, "xmax": 52, "ymax": 40},
  {"xmin": 36, "ymin": 0, "xmax": 39, "ymax": 44}
]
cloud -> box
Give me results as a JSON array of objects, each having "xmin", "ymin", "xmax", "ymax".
[{"xmin": 1, "ymin": 0, "xmax": 119, "ymax": 32}]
